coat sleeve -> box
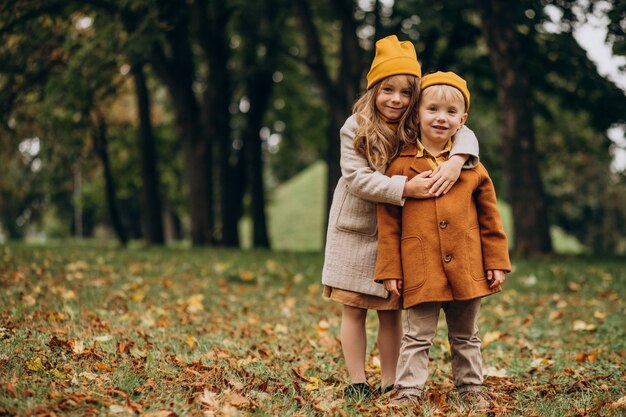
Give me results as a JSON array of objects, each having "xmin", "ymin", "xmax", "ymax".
[
  {"xmin": 451, "ymin": 125, "xmax": 479, "ymax": 169},
  {"xmin": 474, "ymin": 165, "xmax": 512, "ymax": 272},
  {"xmin": 339, "ymin": 116, "xmax": 408, "ymax": 205},
  {"xmin": 374, "ymin": 159, "xmax": 405, "ymax": 282}
]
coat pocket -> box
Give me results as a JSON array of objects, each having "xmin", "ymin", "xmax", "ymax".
[
  {"xmin": 335, "ymin": 188, "xmax": 377, "ymax": 236},
  {"xmin": 466, "ymin": 225, "xmax": 486, "ymax": 281},
  {"xmin": 400, "ymin": 236, "xmax": 426, "ymax": 290}
]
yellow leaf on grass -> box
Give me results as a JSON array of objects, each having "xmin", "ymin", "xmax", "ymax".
[
  {"xmin": 239, "ymin": 270, "xmax": 254, "ymax": 281},
  {"xmin": 186, "ymin": 294, "xmax": 205, "ymax": 313},
  {"xmin": 275, "ymin": 324, "xmax": 288, "ymax": 334},
  {"xmin": 573, "ymin": 320, "xmax": 597, "ymax": 332},
  {"xmin": 482, "ymin": 331, "xmax": 503, "ymax": 347},
  {"xmin": 186, "ymin": 335, "xmax": 198, "ymax": 350},
  {"xmin": 26, "ymin": 358, "xmax": 45, "ymax": 372},
  {"xmin": 593, "ymin": 310, "xmax": 607, "ymax": 321},
  {"xmin": 131, "ymin": 290, "xmax": 145, "ymax": 302},
  {"xmin": 567, "ymin": 282, "xmax": 581, "ymax": 292},
  {"xmin": 304, "ymin": 376, "xmax": 320, "ymax": 391},
  {"xmin": 48, "ymin": 312, "xmax": 66, "ymax": 322},
  {"xmin": 317, "ymin": 320, "xmax": 330, "ymax": 331}
]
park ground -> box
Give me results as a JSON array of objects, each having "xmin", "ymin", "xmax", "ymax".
[{"xmin": 0, "ymin": 243, "xmax": 625, "ymax": 416}]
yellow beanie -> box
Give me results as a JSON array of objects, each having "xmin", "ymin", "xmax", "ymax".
[
  {"xmin": 420, "ymin": 71, "xmax": 471, "ymax": 111},
  {"xmin": 366, "ymin": 35, "xmax": 422, "ymax": 89}
]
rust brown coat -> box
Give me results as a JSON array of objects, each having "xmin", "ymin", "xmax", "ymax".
[{"xmin": 375, "ymin": 144, "xmax": 511, "ymax": 309}]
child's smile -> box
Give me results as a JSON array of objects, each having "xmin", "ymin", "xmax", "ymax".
[{"xmin": 376, "ymin": 75, "xmax": 413, "ymax": 121}]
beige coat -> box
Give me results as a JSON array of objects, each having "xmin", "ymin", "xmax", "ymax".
[
  {"xmin": 322, "ymin": 115, "xmax": 480, "ymax": 298},
  {"xmin": 375, "ymin": 145, "xmax": 511, "ymax": 307}
]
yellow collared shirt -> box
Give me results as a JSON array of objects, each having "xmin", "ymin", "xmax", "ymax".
[{"xmin": 415, "ymin": 139, "xmax": 452, "ymax": 169}]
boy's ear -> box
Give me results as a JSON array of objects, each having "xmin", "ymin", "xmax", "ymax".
[{"xmin": 460, "ymin": 113, "xmax": 468, "ymax": 126}]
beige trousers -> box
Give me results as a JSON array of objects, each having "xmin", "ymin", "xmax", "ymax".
[{"xmin": 395, "ymin": 299, "xmax": 483, "ymax": 397}]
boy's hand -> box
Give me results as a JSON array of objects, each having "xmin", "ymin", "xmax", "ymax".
[
  {"xmin": 403, "ymin": 170, "xmax": 435, "ymax": 199},
  {"xmin": 383, "ymin": 279, "xmax": 402, "ymax": 297},
  {"xmin": 428, "ymin": 154, "xmax": 467, "ymax": 196},
  {"xmin": 486, "ymin": 270, "xmax": 505, "ymax": 288}
]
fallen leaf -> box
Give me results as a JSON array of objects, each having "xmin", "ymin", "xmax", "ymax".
[
  {"xmin": 567, "ymin": 282, "xmax": 581, "ymax": 292},
  {"xmin": 304, "ymin": 376, "xmax": 320, "ymax": 391},
  {"xmin": 109, "ymin": 404, "xmax": 130, "ymax": 413},
  {"xmin": 200, "ymin": 389, "xmax": 219, "ymax": 407},
  {"xmin": 26, "ymin": 358, "xmax": 45, "ymax": 372},
  {"xmin": 229, "ymin": 393, "xmax": 250, "ymax": 407},
  {"xmin": 593, "ymin": 310, "xmax": 607, "ymax": 321},
  {"xmin": 186, "ymin": 294, "xmax": 205, "ymax": 313},
  {"xmin": 609, "ymin": 396, "xmax": 626, "ymax": 411},
  {"xmin": 572, "ymin": 320, "xmax": 596, "ymax": 332},
  {"xmin": 482, "ymin": 331, "xmax": 503, "ymax": 347},
  {"xmin": 186, "ymin": 335, "xmax": 198, "ymax": 350},
  {"xmin": 239, "ymin": 270, "xmax": 254, "ymax": 281},
  {"xmin": 549, "ymin": 310, "xmax": 564, "ymax": 322},
  {"xmin": 79, "ymin": 372, "xmax": 98, "ymax": 380},
  {"xmin": 94, "ymin": 335, "xmax": 113, "ymax": 342},
  {"xmin": 69, "ymin": 339, "xmax": 84, "ymax": 354},
  {"xmin": 483, "ymin": 366, "xmax": 507, "ymax": 377},
  {"xmin": 317, "ymin": 320, "xmax": 330, "ymax": 331}
]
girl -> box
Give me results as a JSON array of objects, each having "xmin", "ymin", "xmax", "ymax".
[{"xmin": 322, "ymin": 35, "xmax": 480, "ymax": 399}]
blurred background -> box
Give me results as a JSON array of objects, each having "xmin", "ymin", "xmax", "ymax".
[{"xmin": 1, "ymin": 0, "xmax": 625, "ymax": 255}]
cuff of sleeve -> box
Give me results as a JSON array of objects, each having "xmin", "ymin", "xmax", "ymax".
[
  {"xmin": 463, "ymin": 155, "xmax": 479, "ymax": 169},
  {"xmin": 388, "ymin": 175, "xmax": 407, "ymax": 205}
]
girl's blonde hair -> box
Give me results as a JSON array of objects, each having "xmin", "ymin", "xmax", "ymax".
[{"xmin": 352, "ymin": 75, "xmax": 420, "ymax": 171}]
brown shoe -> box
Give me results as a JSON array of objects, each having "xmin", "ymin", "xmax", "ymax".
[
  {"xmin": 391, "ymin": 388, "xmax": 423, "ymax": 407},
  {"xmin": 459, "ymin": 390, "xmax": 491, "ymax": 412}
]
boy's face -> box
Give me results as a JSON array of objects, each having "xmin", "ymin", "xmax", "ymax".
[
  {"xmin": 375, "ymin": 75, "xmax": 413, "ymax": 121},
  {"xmin": 418, "ymin": 88, "xmax": 467, "ymax": 145}
]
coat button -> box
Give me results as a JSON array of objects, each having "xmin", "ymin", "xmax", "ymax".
[
  {"xmin": 444, "ymin": 255, "xmax": 452, "ymax": 262},
  {"xmin": 439, "ymin": 220, "xmax": 448, "ymax": 229}
]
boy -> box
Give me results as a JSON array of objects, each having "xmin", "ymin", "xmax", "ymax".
[{"xmin": 374, "ymin": 71, "xmax": 511, "ymax": 411}]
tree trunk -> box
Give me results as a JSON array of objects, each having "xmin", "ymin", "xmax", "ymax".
[
  {"xmin": 194, "ymin": 0, "xmax": 239, "ymax": 246},
  {"xmin": 91, "ymin": 110, "xmax": 128, "ymax": 247},
  {"xmin": 476, "ymin": 0, "xmax": 552, "ymax": 255},
  {"xmin": 295, "ymin": 0, "xmax": 362, "ymax": 220},
  {"xmin": 151, "ymin": 28, "xmax": 214, "ymax": 246},
  {"xmin": 131, "ymin": 62, "xmax": 165, "ymax": 245}
]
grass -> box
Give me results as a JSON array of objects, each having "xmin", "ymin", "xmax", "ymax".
[{"xmin": 1, "ymin": 243, "xmax": 625, "ymax": 416}]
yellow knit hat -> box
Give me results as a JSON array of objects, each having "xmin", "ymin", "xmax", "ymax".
[
  {"xmin": 420, "ymin": 71, "xmax": 471, "ymax": 111},
  {"xmin": 366, "ymin": 35, "xmax": 422, "ymax": 89}
]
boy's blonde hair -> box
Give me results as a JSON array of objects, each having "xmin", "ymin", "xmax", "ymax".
[
  {"xmin": 420, "ymin": 85, "xmax": 467, "ymax": 112},
  {"xmin": 353, "ymin": 75, "xmax": 420, "ymax": 171}
]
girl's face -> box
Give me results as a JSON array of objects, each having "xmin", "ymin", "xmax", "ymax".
[
  {"xmin": 418, "ymin": 87, "xmax": 467, "ymax": 146},
  {"xmin": 375, "ymin": 75, "xmax": 413, "ymax": 121}
]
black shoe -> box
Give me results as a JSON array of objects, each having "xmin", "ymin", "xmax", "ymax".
[
  {"xmin": 344, "ymin": 382, "xmax": 374, "ymax": 400},
  {"xmin": 380, "ymin": 384, "xmax": 394, "ymax": 395}
]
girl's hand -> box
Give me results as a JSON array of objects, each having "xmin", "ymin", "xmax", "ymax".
[
  {"xmin": 486, "ymin": 270, "xmax": 506, "ymax": 288},
  {"xmin": 383, "ymin": 279, "xmax": 402, "ymax": 297},
  {"xmin": 403, "ymin": 170, "xmax": 435, "ymax": 198},
  {"xmin": 428, "ymin": 154, "xmax": 468, "ymax": 196}
]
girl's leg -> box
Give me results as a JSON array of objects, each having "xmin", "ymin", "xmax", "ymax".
[
  {"xmin": 376, "ymin": 309, "xmax": 402, "ymax": 388},
  {"xmin": 341, "ymin": 305, "xmax": 368, "ymax": 383}
]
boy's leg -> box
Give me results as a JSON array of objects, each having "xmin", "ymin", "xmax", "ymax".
[
  {"xmin": 443, "ymin": 298, "xmax": 483, "ymax": 390},
  {"xmin": 395, "ymin": 302, "xmax": 441, "ymax": 399},
  {"xmin": 377, "ymin": 309, "xmax": 402, "ymax": 389},
  {"xmin": 341, "ymin": 305, "xmax": 368, "ymax": 384}
]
